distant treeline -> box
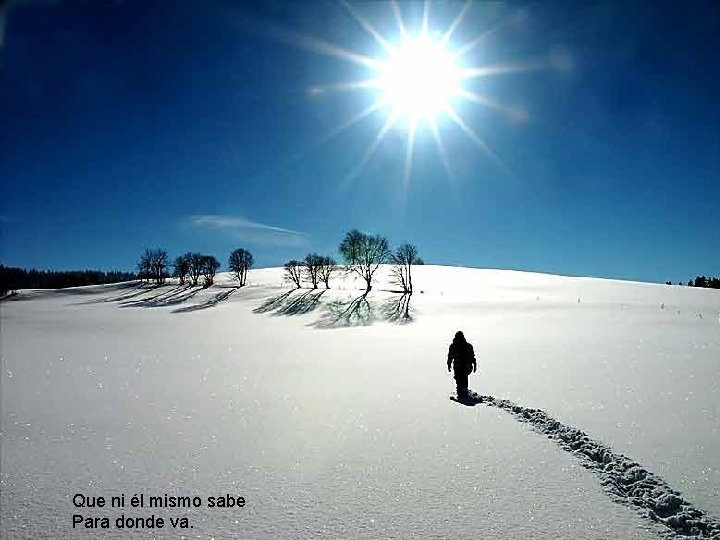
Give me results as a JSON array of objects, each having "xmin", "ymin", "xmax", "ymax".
[
  {"xmin": 666, "ymin": 276, "xmax": 720, "ymax": 288},
  {"xmin": 690, "ymin": 276, "xmax": 720, "ymax": 288},
  {"xmin": 0, "ymin": 265, "xmax": 136, "ymax": 294}
]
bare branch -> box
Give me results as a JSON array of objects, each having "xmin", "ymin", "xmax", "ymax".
[
  {"xmin": 188, "ymin": 253, "xmax": 204, "ymax": 286},
  {"xmin": 390, "ymin": 243, "xmax": 419, "ymax": 293},
  {"xmin": 200, "ymin": 255, "xmax": 220, "ymax": 288},
  {"xmin": 303, "ymin": 253, "xmax": 322, "ymax": 289},
  {"xmin": 339, "ymin": 231, "xmax": 390, "ymax": 293},
  {"xmin": 284, "ymin": 260, "xmax": 303, "ymax": 289},
  {"xmin": 139, "ymin": 248, "xmax": 168, "ymax": 285},
  {"xmin": 229, "ymin": 248, "xmax": 254, "ymax": 287},
  {"xmin": 172, "ymin": 254, "xmax": 190, "ymax": 285},
  {"xmin": 317, "ymin": 256, "xmax": 337, "ymax": 289}
]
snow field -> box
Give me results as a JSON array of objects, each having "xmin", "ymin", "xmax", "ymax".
[{"xmin": 2, "ymin": 265, "xmax": 718, "ymax": 538}]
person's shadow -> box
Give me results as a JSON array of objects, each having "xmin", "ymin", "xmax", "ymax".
[{"xmin": 449, "ymin": 392, "xmax": 484, "ymax": 407}]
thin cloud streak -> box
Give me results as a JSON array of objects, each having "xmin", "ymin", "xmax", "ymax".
[{"xmin": 188, "ymin": 215, "xmax": 308, "ymax": 246}]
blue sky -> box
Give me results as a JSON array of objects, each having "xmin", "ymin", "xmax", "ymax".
[{"xmin": 1, "ymin": 1, "xmax": 718, "ymax": 283}]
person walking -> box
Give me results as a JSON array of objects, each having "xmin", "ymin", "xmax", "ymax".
[{"xmin": 447, "ymin": 331, "xmax": 476, "ymax": 396}]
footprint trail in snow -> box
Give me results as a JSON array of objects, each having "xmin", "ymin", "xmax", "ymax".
[{"xmin": 454, "ymin": 393, "xmax": 720, "ymax": 539}]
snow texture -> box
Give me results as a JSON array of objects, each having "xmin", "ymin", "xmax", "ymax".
[
  {"xmin": 456, "ymin": 392, "xmax": 720, "ymax": 538},
  {"xmin": 2, "ymin": 265, "xmax": 719, "ymax": 539}
]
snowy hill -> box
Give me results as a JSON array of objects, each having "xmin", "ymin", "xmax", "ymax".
[{"xmin": 1, "ymin": 266, "xmax": 719, "ymax": 538}]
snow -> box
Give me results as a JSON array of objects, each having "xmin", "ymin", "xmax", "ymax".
[
  {"xmin": 2, "ymin": 265, "xmax": 719, "ymax": 538},
  {"xmin": 458, "ymin": 392, "xmax": 719, "ymax": 537}
]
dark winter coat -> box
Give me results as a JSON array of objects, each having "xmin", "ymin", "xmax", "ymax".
[{"xmin": 447, "ymin": 339, "xmax": 476, "ymax": 375}]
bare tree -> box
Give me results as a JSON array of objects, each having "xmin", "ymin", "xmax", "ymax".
[
  {"xmin": 188, "ymin": 253, "xmax": 204, "ymax": 286},
  {"xmin": 390, "ymin": 244, "xmax": 420, "ymax": 293},
  {"xmin": 284, "ymin": 260, "xmax": 302, "ymax": 289},
  {"xmin": 339, "ymin": 229, "xmax": 364, "ymax": 265},
  {"xmin": 141, "ymin": 248, "xmax": 168, "ymax": 285},
  {"xmin": 303, "ymin": 253, "xmax": 322, "ymax": 289},
  {"xmin": 173, "ymin": 254, "xmax": 190, "ymax": 285},
  {"xmin": 137, "ymin": 251, "xmax": 152, "ymax": 283},
  {"xmin": 201, "ymin": 255, "xmax": 220, "ymax": 288},
  {"xmin": 340, "ymin": 231, "xmax": 390, "ymax": 294},
  {"xmin": 317, "ymin": 256, "xmax": 337, "ymax": 289},
  {"xmin": 228, "ymin": 248, "xmax": 253, "ymax": 287}
]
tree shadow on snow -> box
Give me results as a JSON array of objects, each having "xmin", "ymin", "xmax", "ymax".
[
  {"xmin": 378, "ymin": 292, "xmax": 413, "ymax": 324},
  {"xmin": 120, "ymin": 284, "xmax": 185, "ymax": 305},
  {"xmin": 314, "ymin": 291, "xmax": 414, "ymax": 328},
  {"xmin": 56, "ymin": 281, "xmax": 149, "ymax": 305},
  {"xmin": 105, "ymin": 282, "xmax": 157, "ymax": 302},
  {"xmin": 253, "ymin": 289, "xmax": 294, "ymax": 313},
  {"xmin": 312, "ymin": 292, "xmax": 373, "ymax": 329},
  {"xmin": 252, "ymin": 289, "xmax": 416, "ymax": 329},
  {"xmin": 253, "ymin": 289, "xmax": 326, "ymax": 316},
  {"xmin": 119, "ymin": 285, "xmax": 204, "ymax": 308},
  {"xmin": 64, "ymin": 280, "xmax": 141, "ymax": 297},
  {"xmin": 171, "ymin": 287, "xmax": 241, "ymax": 313},
  {"xmin": 71, "ymin": 282, "xmax": 163, "ymax": 305}
]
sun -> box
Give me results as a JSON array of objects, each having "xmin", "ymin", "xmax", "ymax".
[
  {"xmin": 377, "ymin": 35, "xmax": 461, "ymax": 123},
  {"xmin": 282, "ymin": 1, "xmax": 545, "ymax": 187}
]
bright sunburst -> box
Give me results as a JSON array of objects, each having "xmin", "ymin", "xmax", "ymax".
[
  {"xmin": 290, "ymin": 1, "xmax": 546, "ymax": 187},
  {"xmin": 377, "ymin": 35, "xmax": 461, "ymax": 123}
]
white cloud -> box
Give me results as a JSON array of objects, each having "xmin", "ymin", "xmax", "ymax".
[{"xmin": 187, "ymin": 215, "xmax": 308, "ymax": 247}]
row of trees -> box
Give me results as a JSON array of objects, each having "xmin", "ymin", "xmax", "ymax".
[
  {"xmin": 172, "ymin": 253, "xmax": 220, "ymax": 287},
  {"xmin": 283, "ymin": 229, "xmax": 423, "ymax": 294},
  {"xmin": 137, "ymin": 248, "xmax": 253, "ymax": 288},
  {"xmin": 689, "ymin": 276, "xmax": 720, "ymax": 289},
  {"xmin": 0, "ymin": 265, "xmax": 136, "ymax": 295},
  {"xmin": 284, "ymin": 255, "xmax": 337, "ymax": 289},
  {"xmin": 666, "ymin": 276, "xmax": 720, "ymax": 288},
  {"xmin": 137, "ymin": 249, "xmax": 170, "ymax": 285},
  {"xmin": 339, "ymin": 229, "xmax": 423, "ymax": 293}
]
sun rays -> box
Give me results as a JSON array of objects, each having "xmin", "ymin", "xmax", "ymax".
[{"xmin": 282, "ymin": 1, "xmax": 543, "ymax": 189}]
